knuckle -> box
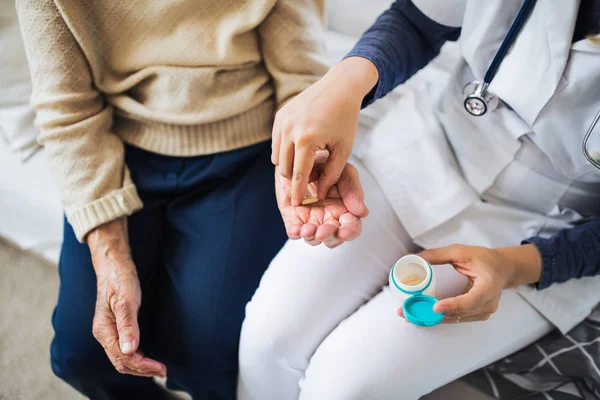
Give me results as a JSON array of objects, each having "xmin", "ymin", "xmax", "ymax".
[
  {"xmin": 449, "ymin": 244, "xmax": 471, "ymax": 262},
  {"xmin": 344, "ymin": 163, "xmax": 358, "ymax": 177},
  {"xmin": 297, "ymin": 130, "xmax": 316, "ymax": 147},
  {"xmin": 112, "ymin": 357, "xmax": 126, "ymax": 372},
  {"xmin": 281, "ymin": 118, "xmax": 294, "ymax": 137},
  {"xmin": 293, "ymin": 170, "xmax": 305, "ymax": 182},
  {"xmin": 481, "ymin": 314, "xmax": 491, "ymax": 321},
  {"xmin": 280, "ymin": 168, "xmax": 292, "ymax": 179},
  {"xmin": 113, "ymin": 297, "xmax": 131, "ymax": 315},
  {"xmin": 274, "ymin": 110, "xmax": 283, "ymax": 123},
  {"xmin": 92, "ymin": 325, "xmax": 103, "ymax": 340},
  {"xmin": 424, "ymin": 248, "xmax": 439, "ymax": 259},
  {"xmin": 115, "ymin": 363, "xmax": 127, "ymax": 374},
  {"xmin": 323, "ymin": 168, "xmax": 341, "ymax": 181},
  {"xmin": 449, "ymin": 244, "xmax": 465, "ymax": 253},
  {"xmin": 472, "ymin": 295, "xmax": 485, "ymax": 307}
]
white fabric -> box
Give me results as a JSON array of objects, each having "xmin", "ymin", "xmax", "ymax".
[
  {"xmin": 412, "ymin": 0, "xmax": 466, "ymax": 28},
  {"xmin": 238, "ymin": 159, "xmax": 554, "ymax": 400},
  {"xmin": 461, "ymin": 1, "xmax": 578, "ymax": 128},
  {"xmin": 239, "ymin": 6, "xmax": 600, "ymax": 397},
  {"xmin": 0, "ymin": 141, "xmax": 63, "ymax": 264},
  {"xmin": 0, "ymin": 1, "xmax": 40, "ymax": 160},
  {"xmin": 325, "ymin": 0, "xmax": 393, "ymax": 38},
  {"xmin": 355, "ymin": 0, "xmax": 600, "ymax": 333}
]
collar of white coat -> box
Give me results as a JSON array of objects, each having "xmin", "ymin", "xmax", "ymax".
[{"xmin": 461, "ymin": 1, "xmax": 580, "ymax": 127}]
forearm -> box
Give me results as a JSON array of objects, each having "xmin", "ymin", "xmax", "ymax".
[
  {"xmin": 497, "ymin": 219, "xmax": 600, "ymax": 290},
  {"xmin": 87, "ymin": 217, "xmax": 135, "ymax": 276},
  {"xmin": 496, "ymin": 244, "xmax": 543, "ymax": 288},
  {"xmin": 319, "ymin": 57, "xmax": 379, "ymax": 106},
  {"xmin": 524, "ymin": 219, "xmax": 600, "ymax": 289},
  {"xmin": 345, "ymin": 0, "xmax": 461, "ymax": 106}
]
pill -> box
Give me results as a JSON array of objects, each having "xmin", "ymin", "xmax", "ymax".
[
  {"xmin": 401, "ymin": 274, "xmax": 424, "ymax": 286},
  {"xmin": 301, "ymin": 197, "xmax": 319, "ymax": 205}
]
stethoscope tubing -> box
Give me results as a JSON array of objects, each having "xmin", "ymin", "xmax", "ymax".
[{"xmin": 583, "ymin": 108, "xmax": 600, "ymax": 171}]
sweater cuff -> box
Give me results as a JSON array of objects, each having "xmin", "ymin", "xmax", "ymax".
[
  {"xmin": 66, "ymin": 183, "xmax": 143, "ymax": 243},
  {"xmin": 522, "ymin": 237, "xmax": 557, "ymax": 290}
]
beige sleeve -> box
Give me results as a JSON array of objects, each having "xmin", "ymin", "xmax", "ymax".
[
  {"xmin": 258, "ymin": 0, "xmax": 330, "ymax": 109},
  {"xmin": 15, "ymin": 0, "xmax": 143, "ymax": 242}
]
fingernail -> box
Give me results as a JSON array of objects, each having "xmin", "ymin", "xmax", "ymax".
[{"xmin": 121, "ymin": 342, "xmax": 133, "ymax": 353}]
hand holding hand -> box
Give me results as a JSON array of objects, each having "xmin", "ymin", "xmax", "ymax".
[
  {"xmin": 275, "ymin": 161, "xmax": 369, "ymax": 248},
  {"xmin": 271, "ymin": 57, "xmax": 378, "ymax": 206},
  {"xmin": 398, "ymin": 244, "xmax": 542, "ymax": 323},
  {"xmin": 88, "ymin": 217, "xmax": 167, "ymax": 378}
]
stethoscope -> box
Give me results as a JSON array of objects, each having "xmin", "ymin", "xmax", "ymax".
[
  {"xmin": 463, "ymin": 0, "xmax": 600, "ymax": 170},
  {"xmin": 462, "ymin": 0, "xmax": 537, "ymax": 116},
  {"xmin": 583, "ymin": 109, "xmax": 600, "ymax": 170}
]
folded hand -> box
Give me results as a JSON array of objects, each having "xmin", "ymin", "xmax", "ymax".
[{"xmin": 275, "ymin": 162, "xmax": 368, "ymax": 248}]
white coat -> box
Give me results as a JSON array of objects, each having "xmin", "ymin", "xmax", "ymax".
[{"xmin": 356, "ymin": 0, "xmax": 600, "ymax": 334}]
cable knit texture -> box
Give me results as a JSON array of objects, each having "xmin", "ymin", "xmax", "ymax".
[{"xmin": 15, "ymin": 0, "xmax": 328, "ymax": 241}]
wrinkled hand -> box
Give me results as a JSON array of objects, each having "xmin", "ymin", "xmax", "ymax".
[
  {"xmin": 88, "ymin": 218, "xmax": 166, "ymax": 378},
  {"xmin": 398, "ymin": 244, "xmax": 542, "ymax": 323},
  {"xmin": 276, "ymin": 162, "xmax": 369, "ymax": 248},
  {"xmin": 271, "ymin": 57, "xmax": 379, "ymax": 206}
]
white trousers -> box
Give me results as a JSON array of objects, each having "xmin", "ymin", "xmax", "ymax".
[{"xmin": 237, "ymin": 159, "xmax": 554, "ymax": 400}]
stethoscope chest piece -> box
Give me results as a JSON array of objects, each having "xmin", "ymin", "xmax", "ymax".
[
  {"xmin": 463, "ymin": 81, "xmax": 499, "ymax": 116},
  {"xmin": 462, "ymin": 0, "xmax": 537, "ymax": 117}
]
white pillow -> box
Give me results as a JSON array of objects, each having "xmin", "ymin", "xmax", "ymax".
[
  {"xmin": 0, "ymin": 2, "xmax": 40, "ymax": 161},
  {"xmin": 326, "ymin": 0, "xmax": 393, "ymax": 38}
]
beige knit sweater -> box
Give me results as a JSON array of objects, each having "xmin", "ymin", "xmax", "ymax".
[{"xmin": 15, "ymin": 0, "xmax": 328, "ymax": 241}]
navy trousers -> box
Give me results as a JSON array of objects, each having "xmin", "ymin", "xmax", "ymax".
[{"xmin": 50, "ymin": 141, "xmax": 287, "ymax": 400}]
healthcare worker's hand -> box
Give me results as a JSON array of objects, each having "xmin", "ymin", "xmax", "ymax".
[
  {"xmin": 272, "ymin": 57, "xmax": 379, "ymax": 206},
  {"xmin": 398, "ymin": 244, "xmax": 543, "ymax": 323},
  {"xmin": 275, "ymin": 161, "xmax": 369, "ymax": 248},
  {"xmin": 87, "ymin": 217, "xmax": 167, "ymax": 378}
]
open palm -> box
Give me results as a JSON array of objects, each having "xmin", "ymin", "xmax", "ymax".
[{"xmin": 275, "ymin": 163, "xmax": 368, "ymax": 248}]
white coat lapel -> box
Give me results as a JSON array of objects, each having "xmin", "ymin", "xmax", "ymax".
[{"xmin": 489, "ymin": 1, "xmax": 579, "ymax": 128}]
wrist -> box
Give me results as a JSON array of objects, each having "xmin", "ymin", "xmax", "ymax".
[
  {"xmin": 328, "ymin": 57, "xmax": 379, "ymax": 101},
  {"xmin": 496, "ymin": 244, "xmax": 543, "ymax": 288},
  {"xmin": 87, "ymin": 217, "xmax": 128, "ymax": 247},
  {"xmin": 87, "ymin": 217, "xmax": 133, "ymax": 274}
]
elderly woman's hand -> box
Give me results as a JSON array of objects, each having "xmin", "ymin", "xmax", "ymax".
[
  {"xmin": 398, "ymin": 244, "xmax": 543, "ymax": 323},
  {"xmin": 275, "ymin": 161, "xmax": 369, "ymax": 248},
  {"xmin": 271, "ymin": 57, "xmax": 378, "ymax": 207},
  {"xmin": 88, "ymin": 217, "xmax": 167, "ymax": 378}
]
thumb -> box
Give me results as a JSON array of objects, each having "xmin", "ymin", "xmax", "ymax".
[
  {"xmin": 418, "ymin": 245, "xmax": 465, "ymax": 266},
  {"xmin": 113, "ymin": 297, "xmax": 140, "ymax": 355},
  {"xmin": 337, "ymin": 163, "xmax": 369, "ymax": 218},
  {"xmin": 317, "ymin": 149, "xmax": 349, "ymax": 199}
]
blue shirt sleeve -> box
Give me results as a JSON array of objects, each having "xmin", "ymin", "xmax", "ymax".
[
  {"xmin": 345, "ymin": 0, "xmax": 461, "ymax": 107},
  {"xmin": 523, "ymin": 219, "xmax": 600, "ymax": 290}
]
